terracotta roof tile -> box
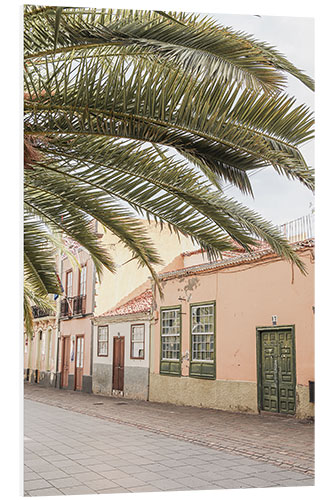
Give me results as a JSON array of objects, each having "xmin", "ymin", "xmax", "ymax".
[
  {"xmin": 99, "ymin": 289, "xmax": 152, "ymax": 318},
  {"xmin": 160, "ymin": 238, "xmax": 314, "ymax": 280}
]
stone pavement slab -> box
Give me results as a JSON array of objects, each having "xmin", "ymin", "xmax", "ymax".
[{"xmin": 24, "ymin": 398, "xmax": 314, "ymax": 496}]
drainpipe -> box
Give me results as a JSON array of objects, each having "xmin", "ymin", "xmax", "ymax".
[
  {"xmin": 90, "ymin": 260, "xmax": 96, "ymax": 382},
  {"xmin": 55, "ymin": 249, "xmax": 63, "ymax": 387},
  {"xmin": 147, "ymin": 319, "xmax": 151, "ymax": 402},
  {"xmin": 89, "ymin": 219, "xmax": 98, "ymax": 387},
  {"xmin": 147, "ymin": 278, "xmax": 156, "ymax": 402}
]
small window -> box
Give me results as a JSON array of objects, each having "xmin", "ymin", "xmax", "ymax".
[
  {"xmin": 131, "ymin": 324, "xmax": 145, "ymax": 359},
  {"xmin": 66, "ymin": 270, "xmax": 73, "ymax": 297},
  {"xmin": 79, "ymin": 265, "xmax": 87, "ymax": 296},
  {"xmin": 97, "ymin": 326, "xmax": 108, "ymax": 356}
]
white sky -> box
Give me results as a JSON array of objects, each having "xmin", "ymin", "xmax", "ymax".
[{"xmin": 208, "ymin": 12, "xmax": 315, "ymax": 225}]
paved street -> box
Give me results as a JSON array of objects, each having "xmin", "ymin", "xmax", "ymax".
[{"xmin": 24, "ymin": 386, "xmax": 314, "ymax": 496}]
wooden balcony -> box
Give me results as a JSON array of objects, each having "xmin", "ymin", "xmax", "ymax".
[{"xmin": 60, "ymin": 295, "xmax": 87, "ymax": 318}]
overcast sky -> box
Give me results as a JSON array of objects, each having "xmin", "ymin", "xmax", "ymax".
[{"xmin": 207, "ymin": 12, "xmax": 315, "ymax": 226}]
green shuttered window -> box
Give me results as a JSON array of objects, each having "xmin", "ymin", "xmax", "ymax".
[
  {"xmin": 190, "ymin": 303, "xmax": 216, "ymax": 379},
  {"xmin": 160, "ymin": 307, "xmax": 181, "ymax": 376}
]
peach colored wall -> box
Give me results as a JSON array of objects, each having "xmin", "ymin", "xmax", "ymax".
[{"xmin": 153, "ymin": 250, "xmax": 314, "ymax": 387}]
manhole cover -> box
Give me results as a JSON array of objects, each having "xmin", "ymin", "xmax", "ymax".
[
  {"xmin": 93, "ymin": 402, "xmax": 104, "ymax": 405},
  {"xmin": 115, "ymin": 402, "xmax": 128, "ymax": 405}
]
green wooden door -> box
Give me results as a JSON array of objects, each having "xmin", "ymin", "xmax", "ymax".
[{"xmin": 258, "ymin": 327, "xmax": 296, "ymax": 415}]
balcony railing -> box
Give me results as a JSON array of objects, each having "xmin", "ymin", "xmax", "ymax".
[
  {"xmin": 60, "ymin": 295, "xmax": 87, "ymax": 318},
  {"xmin": 277, "ymin": 213, "xmax": 314, "ymax": 243},
  {"xmin": 32, "ymin": 306, "xmax": 55, "ymax": 318}
]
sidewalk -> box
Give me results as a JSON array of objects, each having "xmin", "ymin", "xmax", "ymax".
[{"xmin": 24, "ymin": 384, "xmax": 314, "ymax": 476}]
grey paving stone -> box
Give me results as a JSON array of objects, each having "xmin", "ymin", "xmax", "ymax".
[
  {"xmin": 24, "ymin": 472, "xmax": 41, "ymax": 481},
  {"xmin": 159, "ymin": 469, "xmax": 193, "ymax": 480},
  {"xmin": 132, "ymin": 471, "xmax": 165, "ymax": 482},
  {"xmin": 158, "ymin": 459, "xmax": 188, "ymax": 468},
  {"xmin": 278, "ymin": 478, "xmax": 313, "ymax": 487},
  {"xmin": 174, "ymin": 464, "xmax": 203, "ymax": 475},
  {"xmin": 75, "ymin": 457, "xmax": 102, "ymax": 466},
  {"xmin": 99, "ymin": 469, "xmax": 131, "ymax": 481},
  {"xmin": 127, "ymin": 484, "xmax": 163, "ymax": 492},
  {"xmin": 59, "ymin": 485, "xmax": 96, "ymax": 495},
  {"xmin": 72, "ymin": 471, "xmax": 104, "ymax": 482},
  {"xmin": 83, "ymin": 477, "xmax": 121, "ymax": 491},
  {"xmin": 113, "ymin": 476, "xmax": 147, "ymax": 488},
  {"xmin": 147, "ymin": 478, "xmax": 185, "ymax": 491},
  {"xmin": 87, "ymin": 462, "xmax": 116, "ymax": 473},
  {"xmin": 143, "ymin": 463, "xmax": 170, "ymax": 473},
  {"xmin": 48, "ymin": 477, "xmax": 83, "ymax": 488},
  {"xmin": 25, "ymin": 459, "xmax": 55, "ymax": 472},
  {"xmin": 177, "ymin": 476, "xmax": 214, "ymax": 488},
  {"xmin": 212, "ymin": 479, "xmax": 251, "ymax": 489},
  {"xmin": 97, "ymin": 486, "xmax": 129, "ymax": 494},
  {"xmin": 25, "ymin": 487, "xmax": 64, "ymax": 496},
  {"xmin": 196, "ymin": 470, "xmax": 231, "ymax": 482},
  {"xmin": 118, "ymin": 464, "xmax": 147, "ymax": 474},
  {"xmin": 238, "ymin": 476, "xmax": 278, "ymax": 488},
  {"xmin": 193, "ymin": 484, "xmax": 222, "ymax": 490},
  {"xmin": 38, "ymin": 470, "xmax": 69, "ymax": 480},
  {"xmin": 59, "ymin": 464, "xmax": 88, "ymax": 474},
  {"xmin": 25, "ymin": 478, "xmax": 52, "ymax": 491}
]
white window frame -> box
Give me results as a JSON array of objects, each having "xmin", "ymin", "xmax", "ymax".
[
  {"xmin": 191, "ymin": 303, "xmax": 215, "ymax": 363},
  {"xmin": 97, "ymin": 325, "xmax": 109, "ymax": 357}
]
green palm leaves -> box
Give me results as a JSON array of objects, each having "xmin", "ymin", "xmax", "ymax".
[{"xmin": 24, "ymin": 6, "xmax": 314, "ymax": 332}]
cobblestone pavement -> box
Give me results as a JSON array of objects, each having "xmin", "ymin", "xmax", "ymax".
[
  {"xmin": 24, "ymin": 384, "xmax": 314, "ymax": 477},
  {"xmin": 24, "ymin": 399, "xmax": 314, "ymax": 497}
]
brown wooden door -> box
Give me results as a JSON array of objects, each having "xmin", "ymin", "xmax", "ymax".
[
  {"xmin": 112, "ymin": 336, "xmax": 124, "ymax": 391},
  {"xmin": 61, "ymin": 336, "xmax": 70, "ymax": 388},
  {"xmin": 75, "ymin": 336, "xmax": 84, "ymax": 391}
]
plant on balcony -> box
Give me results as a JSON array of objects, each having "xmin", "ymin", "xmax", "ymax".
[{"xmin": 24, "ymin": 6, "xmax": 314, "ymax": 333}]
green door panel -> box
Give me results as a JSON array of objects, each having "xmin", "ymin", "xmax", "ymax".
[{"xmin": 258, "ymin": 327, "xmax": 296, "ymax": 415}]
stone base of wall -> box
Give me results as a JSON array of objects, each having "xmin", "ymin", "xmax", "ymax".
[
  {"xmin": 93, "ymin": 364, "xmax": 148, "ymax": 400},
  {"xmin": 296, "ymin": 384, "xmax": 314, "ymax": 419},
  {"xmin": 149, "ymin": 374, "xmax": 258, "ymax": 414},
  {"xmin": 24, "ymin": 369, "xmax": 57, "ymax": 388},
  {"xmin": 124, "ymin": 366, "xmax": 149, "ymax": 401},
  {"xmin": 149, "ymin": 374, "xmax": 315, "ymax": 419},
  {"xmin": 82, "ymin": 375, "xmax": 92, "ymax": 393},
  {"xmin": 93, "ymin": 363, "xmax": 112, "ymax": 396}
]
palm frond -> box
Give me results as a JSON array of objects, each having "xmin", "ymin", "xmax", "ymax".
[
  {"xmin": 24, "ymin": 7, "xmax": 314, "ymax": 93},
  {"xmin": 26, "ymin": 135, "xmax": 307, "ymax": 271},
  {"xmin": 24, "ymin": 55, "xmax": 314, "ymax": 192}
]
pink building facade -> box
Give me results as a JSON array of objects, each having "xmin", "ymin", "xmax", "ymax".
[
  {"xmin": 149, "ymin": 239, "xmax": 315, "ymax": 419},
  {"xmin": 56, "ymin": 246, "xmax": 96, "ymax": 392}
]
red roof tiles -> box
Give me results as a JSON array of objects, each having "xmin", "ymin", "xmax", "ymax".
[{"xmin": 99, "ymin": 289, "xmax": 152, "ymax": 318}]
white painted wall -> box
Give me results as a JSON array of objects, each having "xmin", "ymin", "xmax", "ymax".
[{"xmin": 93, "ymin": 319, "xmax": 150, "ymax": 368}]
